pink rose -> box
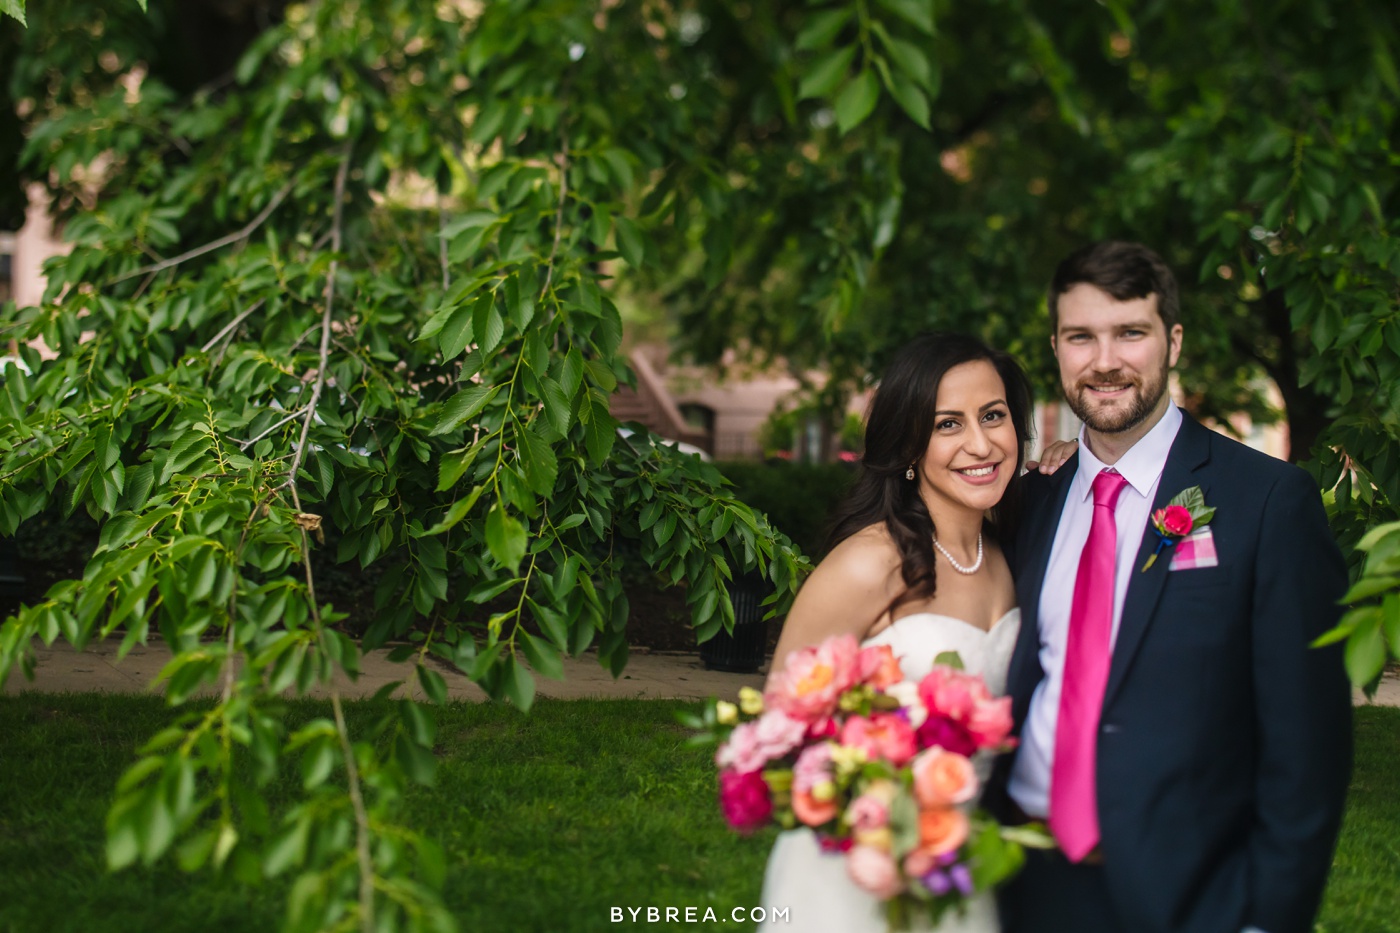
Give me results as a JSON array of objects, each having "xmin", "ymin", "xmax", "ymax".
[
  {"xmin": 839, "ymin": 713, "xmax": 918, "ymax": 766},
  {"xmin": 966, "ymin": 695, "xmax": 1015, "ymax": 750},
  {"xmin": 719, "ymin": 770, "xmax": 772, "ymax": 834},
  {"xmin": 792, "ymin": 742, "xmax": 834, "ymax": 794},
  {"xmin": 1155, "ymin": 505, "xmax": 1193, "ymax": 537},
  {"xmin": 846, "ymin": 845, "xmax": 904, "ymax": 899},
  {"xmin": 915, "ymin": 713, "xmax": 977, "ymax": 757},
  {"xmin": 806, "ymin": 716, "xmax": 840, "ymax": 740},
  {"xmin": 856, "ymin": 644, "xmax": 903, "ymax": 690},
  {"xmin": 903, "ymin": 847, "xmax": 938, "ymax": 879},
  {"xmin": 715, "ymin": 709, "xmax": 808, "ymax": 773},
  {"xmin": 918, "ymin": 667, "xmax": 987, "ymax": 721},
  {"xmin": 767, "ymin": 635, "xmax": 861, "ymax": 721},
  {"xmin": 846, "ymin": 793, "xmax": 890, "ymax": 832}
]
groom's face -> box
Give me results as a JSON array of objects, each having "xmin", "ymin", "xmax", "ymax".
[{"xmin": 1052, "ymin": 283, "xmax": 1183, "ymax": 435}]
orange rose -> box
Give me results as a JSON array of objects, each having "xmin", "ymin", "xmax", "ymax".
[
  {"xmin": 912, "ymin": 747, "xmax": 978, "ymax": 807},
  {"xmin": 917, "ymin": 806, "xmax": 969, "ymax": 856},
  {"xmin": 792, "ymin": 788, "xmax": 840, "ymax": 827}
]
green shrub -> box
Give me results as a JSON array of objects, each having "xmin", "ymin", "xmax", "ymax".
[{"xmin": 717, "ymin": 461, "xmax": 856, "ymax": 557}]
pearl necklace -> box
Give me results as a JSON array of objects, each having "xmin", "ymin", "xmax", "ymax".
[{"xmin": 933, "ymin": 532, "xmax": 984, "ymax": 575}]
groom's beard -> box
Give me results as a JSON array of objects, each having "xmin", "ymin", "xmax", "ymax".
[{"xmin": 1064, "ymin": 361, "xmax": 1170, "ymax": 434}]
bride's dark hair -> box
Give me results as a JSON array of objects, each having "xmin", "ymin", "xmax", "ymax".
[{"xmin": 825, "ymin": 332, "xmax": 1034, "ymax": 606}]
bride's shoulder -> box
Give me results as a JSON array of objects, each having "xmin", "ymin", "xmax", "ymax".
[{"xmin": 814, "ymin": 523, "xmax": 901, "ymax": 590}]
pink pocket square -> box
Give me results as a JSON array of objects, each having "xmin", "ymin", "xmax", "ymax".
[{"xmin": 1168, "ymin": 526, "xmax": 1218, "ymax": 570}]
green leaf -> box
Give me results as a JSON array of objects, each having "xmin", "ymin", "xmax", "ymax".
[
  {"xmin": 798, "ymin": 45, "xmax": 858, "ymax": 100},
  {"xmin": 884, "ymin": 68, "xmax": 930, "ymax": 130},
  {"xmin": 796, "ymin": 7, "xmax": 853, "ymax": 51},
  {"xmin": 1341, "ymin": 576, "xmax": 1400, "ymax": 604},
  {"xmin": 431, "ymin": 384, "xmax": 499, "ymax": 436},
  {"xmin": 522, "ymin": 632, "xmax": 564, "ymax": 680},
  {"xmin": 395, "ymin": 732, "xmax": 438, "ymax": 786},
  {"xmin": 834, "ymin": 70, "xmax": 881, "ymax": 134},
  {"xmin": 614, "ymin": 216, "xmax": 645, "ymax": 268},
  {"xmin": 519, "ymin": 427, "xmax": 559, "ymax": 496},
  {"xmin": 417, "ymin": 664, "xmax": 449, "ymax": 704},
  {"xmin": 424, "ymin": 484, "xmax": 486, "ymax": 536},
  {"xmin": 503, "ymin": 656, "xmax": 536, "ymax": 712},
  {"xmin": 485, "ymin": 503, "xmax": 528, "ymax": 573},
  {"xmin": 0, "ymin": 0, "xmax": 26, "ymax": 27},
  {"xmin": 1345, "ymin": 615, "xmax": 1387, "ymax": 688},
  {"xmin": 539, "ymin": 376, "xmax": 573, "ymax": 436},
  {"xmin": 932, "ymin": 650, "xmax": 965, "ymax": 670},
  {"xmin": 437, "ymin": 302, "xmax": 475, "ymax": 361},
  {"xmin": 875, "ymin": 0, "xmax": 935, "ymax": 34}
]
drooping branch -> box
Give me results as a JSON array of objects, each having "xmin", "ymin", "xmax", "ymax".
[
  {"xmin": 110, "ymin": 181, "xmax": 295, "ymax": 284},
  {"xmin": 539, "ymin": 127, "xmax": 570, "ymax": 301},
  {"xmin": 200, "ymin": 299, "xmax": 266, "ymax": 354}
]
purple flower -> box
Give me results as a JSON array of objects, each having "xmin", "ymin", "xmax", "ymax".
[
  {"xmin": 949, "ymin": 863, "xmax": 974, "ymax": 896},
  {"xmin": 922, "ymin": 870, "xmax": 952, "ymax": 896}
]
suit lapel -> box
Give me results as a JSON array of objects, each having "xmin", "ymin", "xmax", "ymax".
[
  {"xmin": 1008, "ymin": 455, "xmax": 1079, "ymax": 711},
  {"xmin": 1102, "ymin": 415, "xmax": 1213, "ymax": 708}
]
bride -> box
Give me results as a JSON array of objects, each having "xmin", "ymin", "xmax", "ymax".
[{"xmin": 758, "ymin": 332, "xmax": 1070, "ymax": 933}]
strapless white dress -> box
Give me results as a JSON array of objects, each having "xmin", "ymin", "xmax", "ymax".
[{"xmin": 757, "ymin": 609, "xmax": 1021, "ymax": 933}]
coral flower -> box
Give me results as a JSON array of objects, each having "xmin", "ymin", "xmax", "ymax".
[
  {"xmin": 912, "ymin": 748, "xmax": 978, "ymax": 807},
  {"xmin": 856, "ymin": 644, "xmax": 903, "ymax": 690},
  {"xmin": 839, "ymin": 712, "xmax": 918, "ymax": 767},
  {"xmin": 918, "ymin": 806, "xmax": 970, "ymax": 856},
  {"xmin": 793, "ymin": 787, "xmax": 840, "ymax": 827}
]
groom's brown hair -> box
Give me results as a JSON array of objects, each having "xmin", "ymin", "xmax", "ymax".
[{"xmin": 1048, "ymin": 240, "xmax": 1180, "ymax": 332}]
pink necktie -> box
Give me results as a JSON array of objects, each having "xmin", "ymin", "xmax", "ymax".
[{"xmin": 1050, "ymin": 469, "xmax": 1129, "ymax": 862}]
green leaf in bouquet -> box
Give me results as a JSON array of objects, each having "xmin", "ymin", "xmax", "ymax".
[
  {"xmin": 888, "ymin": 789, "xmax": 921, "ymax": 859},
  {"xmin": 932, "ymin": 650, "xmax": 965, "ymax": 670},
  {"xmin": 965, "ymin": 820, "xmax": 1027, "ymax": 890}
]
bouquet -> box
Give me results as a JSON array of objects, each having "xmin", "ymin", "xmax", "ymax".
[{"xmin": 688, "ymin": 633, "xmax": 1051, "ymax": 930}]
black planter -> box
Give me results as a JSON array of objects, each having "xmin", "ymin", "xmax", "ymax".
[{"xmin": 699, "ymin": 570, "xmax": 770, "ymax": 673}]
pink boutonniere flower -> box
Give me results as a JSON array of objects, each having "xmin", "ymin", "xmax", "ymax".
[{"xmin": 1142, "ymin": 485, "xmax": 1216, "ymax": 571}]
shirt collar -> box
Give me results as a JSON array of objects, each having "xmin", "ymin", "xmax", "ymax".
[{"xmin": 1072, "ymin": 403, "xmax": 1184, "ymax": 502}]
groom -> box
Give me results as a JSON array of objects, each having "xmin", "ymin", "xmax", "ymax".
[{"xmin": 993, "ymin": 241, "xmax": 1352, "ymax": 933}]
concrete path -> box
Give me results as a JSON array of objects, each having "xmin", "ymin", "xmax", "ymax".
[
  {"xmin": 2, "ymin": 637, "xmax": 767, "ymax": 702},
  {"xmin": 5, "ymin": 637, "xmax": 1398, "ymax": 707}
]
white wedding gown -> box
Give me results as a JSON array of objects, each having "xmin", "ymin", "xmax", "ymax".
[{"xmin": 757, "ymin": 609, "xmax": 1021, "ymax": 933}]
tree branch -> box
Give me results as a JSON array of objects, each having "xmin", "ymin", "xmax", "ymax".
[
  {"xmin": 110, "ymin": 181, "xmax": 295, "ymax": 284},
  {"xmin": 200, "ymin": 299, "xmax": 266, "ymax": 354},
  {"xmin": 539, "ymin": 128, "xmax": 570, "ymax": 301}
]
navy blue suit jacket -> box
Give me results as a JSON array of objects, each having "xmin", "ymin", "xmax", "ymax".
[{"xmin": 998, "ymin": 413, "xmax": 1352, "ymax": 933}]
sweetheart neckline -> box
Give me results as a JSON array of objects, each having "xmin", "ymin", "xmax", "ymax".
[{"xmin": 874, "ymin": 607, "xmax": 1020, "ymax": 639}]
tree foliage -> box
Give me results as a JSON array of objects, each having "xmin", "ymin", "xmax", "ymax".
[{"xmin": 0, "ymin": 1, "xmax": 813, "ymax": 928}]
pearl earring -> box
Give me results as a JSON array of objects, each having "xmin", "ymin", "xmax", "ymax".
[{"xmin": 905, "ymin": 465, "xmax": 916, "ymax": 480}]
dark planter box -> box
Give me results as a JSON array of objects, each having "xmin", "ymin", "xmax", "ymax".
[{"xmin": 700, "ymin": 570, "xmax": 770, "ymax": 674}]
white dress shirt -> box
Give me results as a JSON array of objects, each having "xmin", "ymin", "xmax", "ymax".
[{"xmin": 1008, "ymin": 403, "xmax": 1183, "ymax": 818}]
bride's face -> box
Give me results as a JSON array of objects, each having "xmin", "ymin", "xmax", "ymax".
[{"xmin": 915, "ymin": 360, "xmax": 1017, "ymax": 515}]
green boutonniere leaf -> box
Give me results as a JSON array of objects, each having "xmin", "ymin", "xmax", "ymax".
[{"xmin": 1167, "ymin": 485, "xmax": 1215, "ymax": 526}]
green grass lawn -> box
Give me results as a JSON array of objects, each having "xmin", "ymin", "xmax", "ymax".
[{"xmin": 0, "ymin": 695, "xmax": 1395, "ymax": 933}]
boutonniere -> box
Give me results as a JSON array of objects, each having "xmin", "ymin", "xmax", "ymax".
[{"xmin": 1141, "ymin": 485, "xmax": 1216, "ymax": 571}]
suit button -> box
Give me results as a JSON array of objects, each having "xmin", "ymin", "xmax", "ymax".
[{"xmin": 1101, "ymin": 724, "xmax": 1120, "ymax": 734}]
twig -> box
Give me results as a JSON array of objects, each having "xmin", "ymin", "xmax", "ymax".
[
  {"xmin": 110, "ymin": 181, "xmax": 295, "ymax": 284},
  {"xmin": 538, "ymin": 127, "xmax": 570, "ymax": 301},
  {"xmin": 200, "ymin": 299, "xmax": 266, "ymax": 354},
  {"xmin": 283, "ymin": 155, "xmax": 347, "ymax": 495},
  {"xmin": 438, "ymin": 193, "xmax": 450, "ymax": 292},
  {"xmin": 234, "ymin": 406, "xmax": 309, "ymax": 449},
  {"xmin": 276, "ymin": 144, "xmax": 376, "ymax": 933}
]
